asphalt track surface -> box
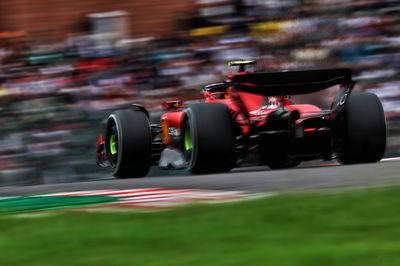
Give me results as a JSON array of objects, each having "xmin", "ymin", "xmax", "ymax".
[{"xmin": 1, "ymin": 160, "xmax": 399, "ymax": 197}]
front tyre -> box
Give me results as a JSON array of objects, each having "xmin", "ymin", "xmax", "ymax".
[
  {"xmin": 335, "ymin": 92, "xmax": 386, "ymax": 164},
  {"xmin": 105, "ymin": 110, "xmax": 152, "ymax": 178},
  {"xmin": 184, "ymin": 103, "xmax": 235, "ymax": 174}
]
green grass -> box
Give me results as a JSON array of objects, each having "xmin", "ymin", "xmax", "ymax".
[{"xmin": 1, "ymin": 187, "xmax": 400, "ymax": 266}]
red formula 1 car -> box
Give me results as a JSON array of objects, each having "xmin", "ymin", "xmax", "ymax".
[{"xmin": 96, "ymin": 60, "xmax": 387, "ymax": 178}]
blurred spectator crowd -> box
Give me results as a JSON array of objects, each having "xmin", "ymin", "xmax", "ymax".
[{"xmin": 0, "ymin": 0, "xmax": 399, "ymax": 184}]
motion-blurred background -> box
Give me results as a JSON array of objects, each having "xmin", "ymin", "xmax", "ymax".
[{"xmin": 0, "ymin": 0, "xmax": 399, "ymax": 185}]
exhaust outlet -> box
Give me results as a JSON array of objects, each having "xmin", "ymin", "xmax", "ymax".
[{"xmin": 280, "ymin": 110, "xmax": 300, "ymax": 122}]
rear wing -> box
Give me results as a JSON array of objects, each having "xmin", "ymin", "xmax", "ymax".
[{"xmin": 232, "ymin": 68, "xmax": 353, "ymax": 96}]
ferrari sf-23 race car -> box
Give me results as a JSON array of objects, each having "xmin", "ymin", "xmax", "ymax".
[{"xmin": 96, "ymin": 60, "xmax": 387, "ymax": 178}]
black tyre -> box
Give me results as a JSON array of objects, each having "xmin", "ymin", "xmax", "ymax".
[
  {"xmin": 335, "ymin": 92, "xmax": 386, "ymax": 164},
  {"xmin": 258, "ymin": 137, "xmax": 300, "ymax": 169},
  {"xmin": 105, "ymin": 110, "xmax": 152, "ymax": 178},
  {"xmin": 184, "ymin": 103, "xmax": 235, "ymax": 174},
  {"xmin": 260, "ymin": 154, "xmax": 300, "ymax": 169}
]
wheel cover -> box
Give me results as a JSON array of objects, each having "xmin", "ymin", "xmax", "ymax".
[
  {"xmin": 184, "ymin": 130, "xmax": 193, "ymax": 151},
  {"xmin": 110, "ymin": 134, "xmax": 118, "ymax": 155}
]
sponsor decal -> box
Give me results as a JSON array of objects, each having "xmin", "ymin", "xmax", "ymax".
[{"xmin": 168, "ymin": 126, "xmax": 180, "ymax": 137}]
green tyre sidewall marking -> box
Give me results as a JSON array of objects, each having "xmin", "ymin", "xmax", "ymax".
[
  {"xmin": 110, "ymin": 134, "xmax": 118, "ymax": 155},
  {"xmin": 184, "ymin": 130, "xmax": 193, "ymax": 151}
]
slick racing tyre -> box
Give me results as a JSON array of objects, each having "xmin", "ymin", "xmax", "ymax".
[
  {"xmin": 258, "ymin": 136, "xmax": 300, "ymax": 169},
  {"xmin": 335, "ymin": 92, "xmax": 386, "ymax": 164},
  {"xmin": 105, "ymin": 110, "xmax": 152, "ymax": 178},
  {"xmin": 184, "ymin": 103, "xmax": 235, "ymax": 174}
]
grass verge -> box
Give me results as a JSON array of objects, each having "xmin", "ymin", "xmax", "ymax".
[{"xmin": 1, "ymin": 187, "xmax": 400, "ymax": 266}]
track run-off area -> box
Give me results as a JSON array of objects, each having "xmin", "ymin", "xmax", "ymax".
[
  {"xmin": 1, "ymin": 158, "xmax": 399, "ymax": 198},
  {"xmin": 0, "ymin": 158, "xmax": 399, "ymax": 212}
]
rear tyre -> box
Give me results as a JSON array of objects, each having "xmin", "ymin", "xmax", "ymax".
[
  {"xmin": 105, "ymin": 110, "xmax": 152, "ymax": 178},
  {"xmin": 260, "ymin": 155, "xmax": 300, "ymax": 169},
  {"xmin": 258, "ymin": 137, "xmax": 300, "ymax": 169},
  {"xmin": 335, "ymin": 92, "xmax": 386, "ymax": 164},
  {"xmin": 184, "ymin": 103, "xmax": 235, "ymax": 174}
]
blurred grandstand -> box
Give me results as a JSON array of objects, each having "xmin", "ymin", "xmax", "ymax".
[{"xmin": 0, "ymin": 0, "xmax": 399, "ymax": 185}]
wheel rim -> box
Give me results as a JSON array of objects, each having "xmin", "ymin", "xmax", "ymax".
[
  {"xmin": 184, "ymin": 129, "xmax": 192, "ymax": 151},
  {"xmin": 110, "ymin": 134, "xmax": 118, "ymax": 155}
]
